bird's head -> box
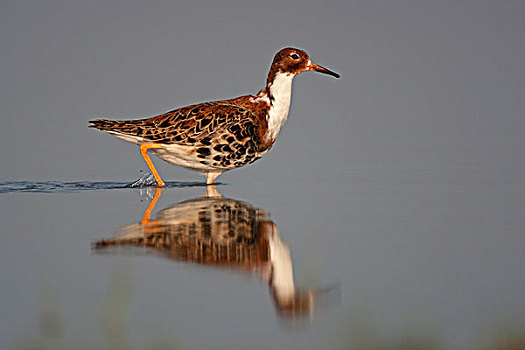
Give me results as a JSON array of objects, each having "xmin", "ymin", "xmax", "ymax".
[{"xmin": 270, "ymin": 47, "xmax": 340, "ymax": 79}]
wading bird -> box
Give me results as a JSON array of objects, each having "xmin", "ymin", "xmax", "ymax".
[{"xmin": 90, "ymin": 48, "xmax": 339, "ymax": 186}]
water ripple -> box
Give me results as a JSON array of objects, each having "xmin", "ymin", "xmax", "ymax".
[{"xmin": 0, "ymin": 180, "xmax": 206, "ymax": 194}]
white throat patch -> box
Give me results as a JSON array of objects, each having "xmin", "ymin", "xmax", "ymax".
[{"xmin": 266, "ymin": 72, "xmax": 294, "ymax": 141}]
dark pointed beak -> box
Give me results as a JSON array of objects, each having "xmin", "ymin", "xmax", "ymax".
[{"xmin": 307, "ymin": 61, "xmax": 340, "ymax": 78}]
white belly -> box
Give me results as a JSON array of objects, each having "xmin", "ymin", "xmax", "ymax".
[{"xmin": 152, "ymin": 144, "xmax": 222, "ymax": 172}]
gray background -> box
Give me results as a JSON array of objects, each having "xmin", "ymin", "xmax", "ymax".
[
  {"xmin": 2, "ymin": 0, "xmax": 523, "ymax": 183},
  {"xmin": 1, "ymin": 1, "xmax": 525, "ymax": 349}
]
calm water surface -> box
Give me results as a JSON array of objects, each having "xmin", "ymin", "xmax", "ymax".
[
  {"xmin": 2, "ymin": 1, "xmax": 525, "ymax": 349},
  {"xmin": 2, "ymin": 152, "xmax": 524, "ymax": 350}
]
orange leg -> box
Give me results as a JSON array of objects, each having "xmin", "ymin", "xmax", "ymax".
[
  {"xmin": 140, "ymin": 187, "xmax": 164, "ymax": 235},
  {"xmin": 139, "ymin": 143, "xmax": 166, "ymax": 187},
  {"xmin": 206, "ymin": 171, "xmax": 222, "ymax": 185},
  {"xmin": 141, "ymin": 187, "xmax": 163, "ymax": 225},
  {"xmin": 205, "ymin": 185, "xmax": 222, "ymax": 198}
]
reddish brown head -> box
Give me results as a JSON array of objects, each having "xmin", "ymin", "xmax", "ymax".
[{"xmin": 267, "ymin": 47, "xmax": 340, "ymax": 85}]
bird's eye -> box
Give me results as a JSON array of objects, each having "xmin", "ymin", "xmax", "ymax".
[{"xmin": 290, "ymin": 53, "xmax": 300, "ymax": 60}]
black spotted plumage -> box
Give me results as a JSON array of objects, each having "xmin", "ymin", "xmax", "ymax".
[
  {"xmin": 90, "ymin": 101, "xmax": 267, "ymax": 173},
  {"xmin": 89, "ymin": 47, "xmax": 339, "ymax": 185}
]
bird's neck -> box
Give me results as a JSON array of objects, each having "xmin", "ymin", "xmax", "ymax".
[{"xmin": 258, "ymin": 70, "xmax": 295, "ymax": 142}]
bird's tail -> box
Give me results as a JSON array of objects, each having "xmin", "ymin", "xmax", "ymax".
[
  {"xmin": 89, "ymin": 119, "xmax": 123, "ymax": 132},
  {"xmin": 89, "ymin": 118, "xmax": 152, "ymax": 144},
  {"xmin": 89, "ymin": 118, "xmax": 149, "ymax": 136}
]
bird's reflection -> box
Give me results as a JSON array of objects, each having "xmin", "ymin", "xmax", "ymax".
[{"xmin": 93, "ymin": 187, "xmax": 333, "ymax": 319}]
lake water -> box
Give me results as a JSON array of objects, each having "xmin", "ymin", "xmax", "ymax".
[
  {"xmin": 2, "ymin": 147, "xmax": 524, "ymax": 350},
  {"xmin": 2, "ymin": 2, "xmax": 525, "ymax": 349}
]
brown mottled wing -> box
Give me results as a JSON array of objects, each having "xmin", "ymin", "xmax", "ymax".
[{"xmin": 90, "ymin": 101, "xmax": 263, "ymax": 169}]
